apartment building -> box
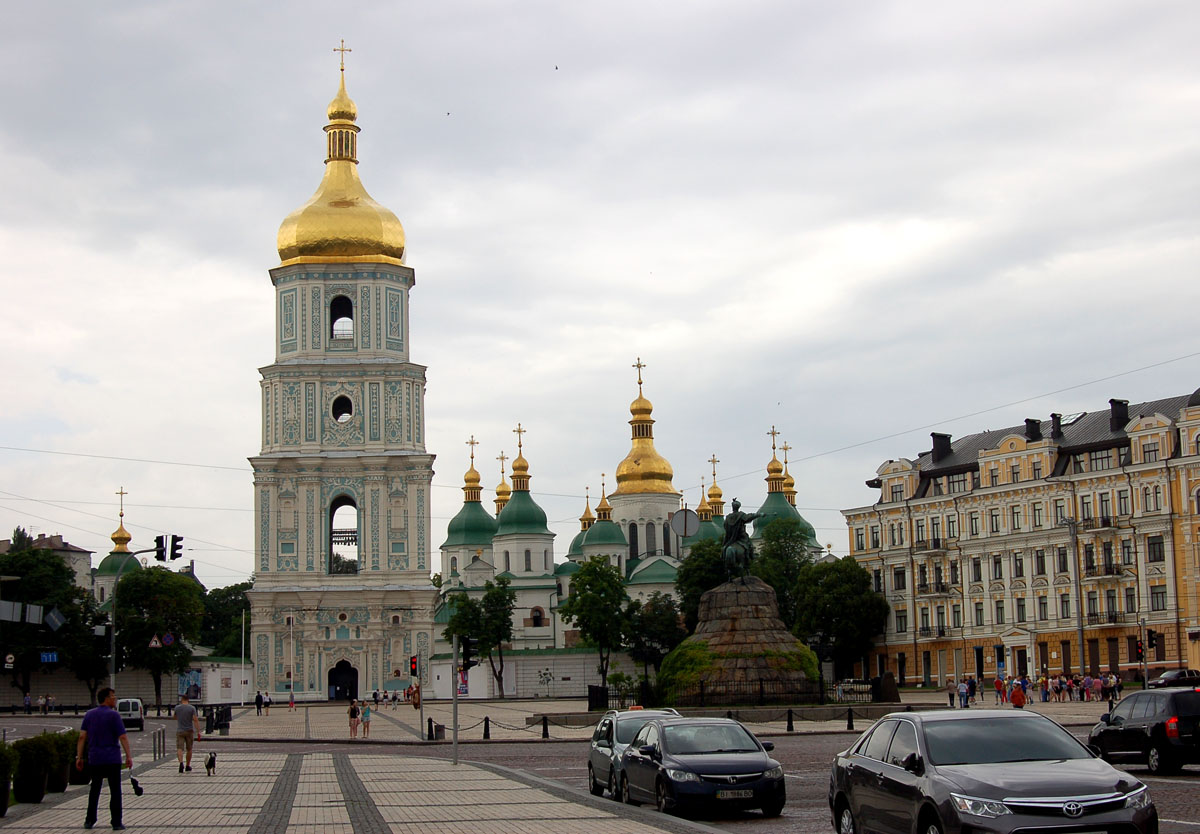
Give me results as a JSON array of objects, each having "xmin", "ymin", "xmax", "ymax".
[{"xmin": 843, "ymin": 391, "xmax": 1200, "ymax": 686}]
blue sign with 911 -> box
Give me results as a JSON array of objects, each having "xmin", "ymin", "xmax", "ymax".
[{"xmin": 40, "ymin": 652, "xmax": 57, "ymax": 663}]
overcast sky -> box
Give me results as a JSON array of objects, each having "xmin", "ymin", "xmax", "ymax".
[{"xmin": 1, "ymin": 2, "xmax": 1197, "ymax": 590}]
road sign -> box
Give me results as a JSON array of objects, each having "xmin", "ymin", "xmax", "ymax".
[
  {"xmin": 149, "ymin": 635, "xmax": 162, "ymax": 648},
  {"xmin": 4, "ymin": 653, "xmax": 13, "ymax": 664},
  {"xmin": 162, "ymin": 633, "xmax": 174, "ymax": 646},
  {"xmin": 670, "ymin": 508, "xmax": 700, "ymax": 538},
  {"xmin": 40, "ymin": 651, "xmax": 58, "ymax": 664}
]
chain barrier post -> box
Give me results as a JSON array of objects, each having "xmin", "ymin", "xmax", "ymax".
[
  {"xmin": 483, "ymin": 716, "xmax": 490, "ymax": 740},
  {"xmin": 846, "ymin": 707, "xmax": 854, "ymax": 731},
  {"xmin": 427, "ymin": 717, "xmax": 434, "ymax": 740},
  {"xmin": 786, "ymin": 708, "xmax": 794, "ymax": 732},
  {"xmin": 541, "ymin": 715, "xmax": 549, "ymax": 739}
]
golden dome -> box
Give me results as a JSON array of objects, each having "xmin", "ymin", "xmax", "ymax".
[
  {"xmin": 630, "ymin": 393, "xmax": 653, "ymax": 418},
  {"xmin": 612, "ymin": 363, "xmax": 677, "ymax": 496},
  {"xmin": 767, "ymin": 454, "xmax": 784, "ymax": 476},
  {"xmin": 495, "ymin": 478, "xmax": 511, "ymax": 498},
  {"xmin": 464, "ymin": 463, "xmax": 481, "ymax": 488},
  {"xmin": 276, "ymin": 70, "xmax": 406, "ymax": 266},
  {"xmin": 580, "ymin": 494, "xmax": 595, "ymax": 524},
  {"xmin": 707, "ymin": 480, "xmax": 723, "ymax": 502},
  {"xmin": 110, "ymin": 518, "xmax": 132, "ymax": 554}
]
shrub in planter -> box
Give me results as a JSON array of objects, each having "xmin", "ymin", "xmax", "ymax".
[
  {"xmin": 0, "ymin": 739, "xmax": 17, "ymax": 817},
  {"xmin": 11, "ymin": 735, "xmax": 52, "ymax": 804},
  {"xmin": 64, "ymin": 730, "xmax": 89, "ymax": 786},
  {"xmin": 45, "ymin": 732, "xmax": 75, "ymax": 793}
]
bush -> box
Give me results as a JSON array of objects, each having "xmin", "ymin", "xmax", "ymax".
[
  {"xmin": 0, "ymin": 740, "xmax": 16, "ymax": 782},
  {"xmin": 45, "ymin": 732, "xmax": 75, "ymax": 793},
  {"xmin": 11, "ymin": 735, "xmax": 53, "ymax": 803}
]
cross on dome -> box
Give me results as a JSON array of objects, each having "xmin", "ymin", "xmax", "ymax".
[
  {"xmin": 512, "ymin": 422, "xmax": 526, "ymax": 452},
  {"xmin": 767, "ymin": 425, "xmax": 780, "ymax": 451},
  {"xmin": 334, "ymin": 39, "xmax": 352, "ymax": 72},
  {"xmin": 632, "ymin": 357, "xmax": 646, "ymax": 394}
]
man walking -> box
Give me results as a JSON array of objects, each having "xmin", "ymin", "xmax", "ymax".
[
  {"xmin": 255, "ymin": 690, "xmax": 263, "ymax": 716},
  {"xmin": 175, "ymin": 694, "xmax": 202, "ymax": 773},
  {"xmin": 76, "ymin": 687, "xmax": 132, "ymax": 830}
]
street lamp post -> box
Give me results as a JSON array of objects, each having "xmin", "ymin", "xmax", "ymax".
[{"xmin": 1058, "ymin": 517, "xmax": 1086, "ymax": 676}]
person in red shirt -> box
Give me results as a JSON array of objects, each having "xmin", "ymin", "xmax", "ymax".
[{"xmin": 1011, "ymin": 685, "xmax": 1027, "ymax": 709}]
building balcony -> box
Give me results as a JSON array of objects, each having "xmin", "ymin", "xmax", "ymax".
[
  {"xmin": 915, "ymin": 537, "xmax": 947, "ymax": 553},
  {"xmin": 916, "ymin": 581, "xmax": 951, "ymax": 596},
  {"xmin": 1086, "ymin": 611, "xmax": 1129, "ymax": 626},
  {"xmin": 918, "ymin": 626, "xmax": 952, "ymax": 639},
  {"xmin": 1083, "ymin": 563, "xmax": 1122, "ymax": 579}
]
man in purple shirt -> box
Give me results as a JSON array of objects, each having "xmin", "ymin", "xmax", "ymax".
[{"xmin": 76, "ymin": 687, "xmax": 132, "ymax": 830}]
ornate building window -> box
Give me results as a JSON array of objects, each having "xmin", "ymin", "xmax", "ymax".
[
  {"xmin": 330, "ymin": 295, "xmax": 354, "ymax": 340},
  {"xmin": 329, "ymin": 496, "xmax": 359, "ymax": 574}
]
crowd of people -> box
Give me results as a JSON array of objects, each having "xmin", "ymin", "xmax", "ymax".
[{"xmin": 948, "ymin": 671, "xmax": 1125, "ymax": 709}]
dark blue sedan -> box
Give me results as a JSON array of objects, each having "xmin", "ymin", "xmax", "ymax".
[{"xmin": 620, "ymin": 716, "xmax": 786, "ymax": 816}]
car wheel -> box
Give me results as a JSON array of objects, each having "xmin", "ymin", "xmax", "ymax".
[
  {"xmin": 588, "ymin": 764, "xmax": 604, "ymax": 797},
  {"xmin": 621, "ymin": 774, "xmax": 640, "ymax": 806},
  {"xmin": 762, "ymin": 798, "xmax": 785, "ymax": 817},
  {"xmin": 607, "ymin": 768, "xmax": 619, "ymax": 800},
  {"xmin": 837, "ymin": 803, "xmax": 856, "ymax": 834},
  {"xmin": 655, "ymin": 779, "xmax": 673, "ymax": 814},
  {"xmin": 1147, "ymin": 744, "xmax": 1181, "ymax": 775}
]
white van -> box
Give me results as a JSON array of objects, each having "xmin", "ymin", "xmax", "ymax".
[{"xmin": 116, "ymin": 698, "xmax": 145, "ymax": 731}]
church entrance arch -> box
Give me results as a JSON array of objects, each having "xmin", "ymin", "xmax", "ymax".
[{"xmin": 328, "ymin": 659, "xmax": 358, "ymax": 701}]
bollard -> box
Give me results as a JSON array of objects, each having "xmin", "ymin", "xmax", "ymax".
[
  {"xmin": 483, "ymin": 716, "xmax": 490, "ymax": 740},
  {"xmin": 846, "ymin": 707, "xmax": 854, "ymax": 731},
  {"xmin": 427, "ymin": 717, "xmax": 434, "ymax": 740},
  {"xmin": 542, "ymin": 716, "xmax": 549, "ymax": 739},
  {"xmin": 786, "ymin": 709, "xmax": 794, "ymax": 732},
  {"xmin": 726, "ymin": 710, "xmax": 733, "ymax": 720}
]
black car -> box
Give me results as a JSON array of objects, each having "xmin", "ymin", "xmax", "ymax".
[
  {"xmin": 829, "ymin": 710, "xmax": 1156, "ymax": 834},
  {"xmin": 1089, "ymin": 687, "xmax": 1200, "ymax": 774},
  {"xmin": 587, "ymin": 708, "xmax": 681, "ymax": 797},
  {"xmin": 1147, "ymin": 669, "xmax": 1200, "ymax": 689},
  {"xmin": 620, "ymin": 717, "xmax": 785, "ymax": 817}
]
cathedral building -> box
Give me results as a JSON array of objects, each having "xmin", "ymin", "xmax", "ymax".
[{"xmin": 246, "ymin": 66, "xmax": 437, "ymax": 702}]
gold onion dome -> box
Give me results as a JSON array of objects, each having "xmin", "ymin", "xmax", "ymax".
[
  {"xmin": 276, "ymin": 69, "xmax": 406, "ymax": 266},
  {"xmin": 767, "ymin": 455, "xmax": 784, "ymax": 477},
  {"xmin": 613, "ymin": 360, "xmax": 677, "ymax": 496},
  {"xmin": 110, "ymin": 518, "xmax": 132, "ymax": 554}
]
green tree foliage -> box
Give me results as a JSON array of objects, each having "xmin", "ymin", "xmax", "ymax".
[
  {"xmin": 750, "ymin": 518, "xmax": 812, "ymax": 631},
  {"xmin": 115, "ymin": 567, "xmax": 204, "ymax": 708},
  {"xmin": 793, "ymin": 557, "xmax": 889, "ymax": 678},
  {"xmin": 329, "ymin": 553, "xmax": 358, "ymax": 574},
  {"xmin": 622, "ymin": 592, "xmax": 687, "ymax": 675},
  {"xmin": 443, "ymin": 577, "xmax": 515, "ymax": 697},
  {"xmin": 674, "ymin": 538, "xmax": 725, "ymax": 633},
  {"xmin": 558, "ymin": 557, "xmax": 628, "ymax": 685},
  {"xmin": 0, "ymin": 533, "xmax": 100, "ymax": 700},
  {"xmin": 202, "ymin": 581, "xmax": 252, "ymax": 658}
]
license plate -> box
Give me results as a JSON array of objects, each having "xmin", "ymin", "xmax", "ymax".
[{"xmin": 717, "ymin": 789, "xmax": 754, "ymax": 799}]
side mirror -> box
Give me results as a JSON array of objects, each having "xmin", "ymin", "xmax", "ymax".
[
  {"xmin": 761, "ymin": 741, "xmax": 775, "ymax": 752},
  {"xmin": 1087, "ymin": 744, "xmax": 1103, "ymax": 758},
  {"xmin": 901, "ymin": 752, "xmax": 923, "ymax": 774},
  {"xmin": 1100, "ymin": 713, "xmax": 1110, "ymax": 725},
  {"xmin": 638, "ymin": 744, "xmax": 657, "ymax": 757}
]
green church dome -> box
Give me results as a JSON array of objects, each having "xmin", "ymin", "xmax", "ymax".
[
  {"xmin": 582, "ymin": 519, "xmax": 627, "ymax": 548},
  {"xmin": 95, "ymin": 551, "xmax": 144, "ymax": 576},
  {"xmin": 495, "ymin": 490, "xmax": 551, "ymax": 536},
  {"xmin": 753, "ymin": 492, "xmax": 815, "ymax": 545},
  {"xmin": 442, "ymin": 501, "xmax": 498, "ymax": 548},
  {"xmin": 566, "ymin": 529, "xmax": 587, "ymax": 557}
]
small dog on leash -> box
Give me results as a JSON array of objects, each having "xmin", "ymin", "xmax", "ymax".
[
  {"xmin": 204, "ymin": 752, "xmax": 216, "ymax": 776},
  {"xmin": 130, "ymin": 776, "xmax": 144, "ymax": 796}
]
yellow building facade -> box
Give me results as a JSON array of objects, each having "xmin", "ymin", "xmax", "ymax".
[{"xmin": 843, "ymin": 391, "xmax": 1200, "ymax": 686}]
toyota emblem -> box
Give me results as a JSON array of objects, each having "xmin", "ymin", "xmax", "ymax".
[{"xmin": 1062, "ymin": 801, "xmax": 1083, "ymax": 818}]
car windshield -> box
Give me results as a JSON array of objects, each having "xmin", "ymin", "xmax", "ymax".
[
  {"xmin": 663, "ymin": 723, "xmax": 759, "ymax": 754},
  {"xmin": 616, "ymin": 717, "xmax": 653, "ymax": 745},
  {"xmin": 1172, "ymin": 692, "xmax": 1200, "ymax": 716},
  {"xmin": 924, "ymin": 717, "xmax": 1089, "ymax": 765}
]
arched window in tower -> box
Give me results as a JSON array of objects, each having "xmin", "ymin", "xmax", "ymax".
[
  {"xmin": 504, "ymin": 551, "xmax": 510, "ymax": 572},
  {"xmin": 544, "ymin": 549, "xmax": 550, "ymax": 572},
  {"xmin": 663, "ymin": 523, "xmax": 671, "ymax": 556},
  {"xmin": 450, "ymin": 556, "xmax": 458, "ymax": 573},
  {"xmin": 328, "ymin": 495, "xmax": 360, "ymax": 575},
  {"xmin": 645, "ymin": 523, "xmax": 656, "ymax": 555},
  {"xmin": 628, "ymin": 523, "xmax": 639, "ymax": 559},
  {"xmin": 332, "ymin": 396, "xmax": 354, "ymax": 423},
  {"xmin": 330, "ymin": 295, "xmax": 354, "ymax": 340},
  {"xmin": 99, "ymin": 586, "xmax": 105, "ymax": 602},
  {"xmin": 524, "ymin": 549, "xmax": 532, "ymax": 572},
  {"xmin": 530, "ymin": 607, "xmax": 545, "ymax": 628}
]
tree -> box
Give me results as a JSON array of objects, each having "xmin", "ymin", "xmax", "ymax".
[
  {"xmin": 674, "ymin": 538, "xmax": 726, "ymax": 633},
  {"xmin": 622, "ymin": 592, "xmax": 687, "ymax": 675},
  {"xmin": 750, "ymin": 518, "xmax": 812, "ymax": 631},
  {"xmin": 792, "ymin": 558, "xmax": 889, "ymax": 678},
  {"xmin": 0, "ymin": 540, "xmax": 95, "ymax": 699},
  {"xmin": 115, "ymin": 567, "xmax": 205, "ymax": 709},
  {"xmin": 201, "ymin": 581, "xmax": 251, "ymax": 658},
  {"xmin": 66, "ymin": 595, "xmax": 111, "ymax": 703},
  {"xmin": 329, "ymin": 553, "xmax": 358, "ymax": 574},
  {"xmin": 443, "ymin": 577, "xmax": 516, "ymax": 697},
  {"xmin": 558, "ymin": 557, "xmax": 628, "ymax": 685}
]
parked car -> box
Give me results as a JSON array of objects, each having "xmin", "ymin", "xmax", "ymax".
[
  {"xmin": 1146, "ymin": 669, "xmax": 1200, "ymax": 689},
  {"xmin": 1089, "ymin": 687, "xmax": 1200, "ymax": 774},
  {"xmin": 829, "ymin": 709, "xmax": 1156, "ymax": 834},
  {"xmin": 116, "ymin": 698, "xmax": 145, "ymax": 731},
  {"xmin": 620, "ymin": 716, "xmax": 785, "ymax": 817},
  {"xmin": 587, "ymin": 708, "xmax": 680, "ymax": 798}
]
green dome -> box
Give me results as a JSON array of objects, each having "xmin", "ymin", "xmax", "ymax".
[
  {"xmin": 95, "ymin": 551, "xmax": 144, "ymax": 576},
  {"xmin": 683, "ymin": 519, "xmax": 723, "ymax": 549},
  {"xmin": 566, "ymin": 529, "xmax": 587, "ymax": 557},
  {"xmin": 554, "ymin": 560, "xmax": 581, "ymax": 576},
  {"xmin": 753, "ymin": 493, "xmax": 816, "ymax": 545},
  {"xmin": 495, "ymin": 490, "xmax": 551, "ymax": 536},
  {"xmin": 582, "ymin": 519, "xmax": 627, "ymax": 548},
  {"xmin": 441, "ymin": 501, "xmax": 498, "ymax": 548}
]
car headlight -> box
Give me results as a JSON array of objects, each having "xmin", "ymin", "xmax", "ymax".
[
  {"xmin": 1125, "ymin": 786, "xmax": 1152, "ymax": 810},
  {"xmin": 764, "ymin": 765, "xmax": 784, "ymax": 779},
  {"xmin": 666, "ymin": 768, "xmax": 700, "ymax": 782},
  {"xmin": 951, "ymin": 793, "xmax": 1012, "ymax": 818}
]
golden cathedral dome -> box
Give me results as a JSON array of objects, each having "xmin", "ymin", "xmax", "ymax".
[
  {"xmin": 708, "ymin": 480, "xmax": 723, "ymax": 502},
  {"xmin": 767, "ymin": 454, "xmax": 784, "ymax": 476},
  {"xmin": 110, "ymin": 518, "xmax": 132, "ymax": 554},
  {"xmin": 276, "ymin": 70, "xmax": 406, "ymax": 266},
  {"xmin": 613, "ymin": 362, "xmax": 677, "ymax": 496}
]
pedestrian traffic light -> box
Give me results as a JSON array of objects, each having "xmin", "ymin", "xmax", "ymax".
[
  {"xmin": 153, "ymin": 535, "xmax": 167, "ymax": 561},
  {"xmin": 169, "ymin": 535, "xmax": 184, "ymax": 560},
  {"xmin": 409, "ymin": 655, "xmax": 418, "ymax": 676},
  {"xmin": 462, "ymin": 636, "xmax": 480, "ymax": 671},
  {"xmin": 1147, "ymin": 629, "xmax": 1157, "ymax": 649},
  {"xmin": 1136, "ymin": 639, "xmax": 1145, "ymax": 661}
]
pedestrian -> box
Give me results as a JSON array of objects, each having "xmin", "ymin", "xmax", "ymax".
[
  {"xmin": 993, "ymin": 676, "xmax": 1004, "ymax": 704},
  {"xmin": 255, "ymin": 690, "xmax": 263, "ymax": 716},
  {"xmin": 38, "ymin": 693, "xmax": 46, "ymax": 714},
  {"xmin": 263, "ymin": 692, "xmax": 271, "ymax": 715},
  {"xmin": 289, "ymin": 691, "xmax": 296, "ymax": 711},
  {"xmin": 372, "ymin": 689, "xmax": 380, "ymax": 708},
  {"xmin": 347, "ymin": 699, "xmax": 360, "ymax": 739},
  {"xmin": 77, "ymin": 686, "xmax": 132, "ymax": 831},
  {"xmin": 361, "ymin": 703, "xmax": 372, "ymax": 738},
  {"xmin": 957, "ymin": 678, "xmax": 969, "ymax": 709},
  {"xmin": 946, "ymin": 678, "xmax": 957, "ymax": 708},
  {"xmin": 967, "ymin": 676, "xmax": 977, "ymax": 706},
  {"xmin": 174, "ymin": 693, "xmax": 202, "ymax": 773},
  {"xmin": 1011, "ymin": 684, "xmax": 1027, "ymax": 709},
  {"xmin": 23, "ymin": 692, "xmax": 31, "ymax": 714}
]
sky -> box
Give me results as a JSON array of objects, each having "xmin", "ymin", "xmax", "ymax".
[{"xmin": 1, "ymin": 2, "xmax": 1197, "ymax": 590}]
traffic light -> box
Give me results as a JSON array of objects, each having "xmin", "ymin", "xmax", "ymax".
[
  {"xmin": 462, "ymin": 636, "xmax": 480, "ymax": 671},
  {"xmin": 169, "ymin": 535, "xmax": 184, "ymax": 560},
  {"xmin": 1136, "ymin": 639, "xmax": 1145, "ymax": 661},
  {"xmin": 409, "ymin": 655, "xmax": 418, "ymax": 676},
  {"xmin": 153, "ymin": 535, "xmax": 167, "ymax": 561},
  {"xmin": 1147, "ymin": 629, "xmax": 1157, "ymax": 649}
]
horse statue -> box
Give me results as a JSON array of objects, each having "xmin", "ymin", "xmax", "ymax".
[{"xmin": 722, "ymin": 498, "xmax": 765, "ymax": 581}]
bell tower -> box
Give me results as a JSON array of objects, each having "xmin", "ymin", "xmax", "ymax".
[{"xmin": 247, "ymin": 52, "xmax": 437, "ymax": 702}]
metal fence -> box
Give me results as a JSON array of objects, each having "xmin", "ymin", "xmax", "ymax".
[{"xmin": 591, "ymin": 679, "xmax": 874, "ymax": 711}]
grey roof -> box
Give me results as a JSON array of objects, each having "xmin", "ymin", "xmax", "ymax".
[{"xmin": 913, "ymin": 395, "xmax": 1192, "ymax": 475}]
